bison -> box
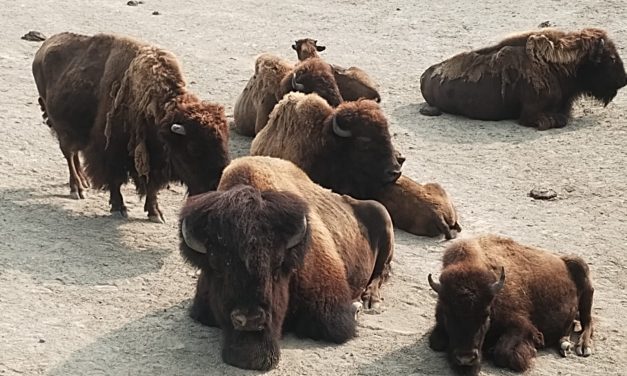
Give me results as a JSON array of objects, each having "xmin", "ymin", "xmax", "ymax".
[
  {"xmin": 427, "ymin": 235, "xmax": 594, "ymax": 375},
  {"xmin": 32, "ymin": 32, "xmax": 229, "ymax": 222},
  {"xmin": 420, "ymin": 28, "xmax": 627, "ymax": 129},
  {"xmin": 179, "ymin": 156, "xmax": 394, "ymax": 370},
  {"xmin": 292, "ymin": 38, "xmax": 381, "ymax": 102},
  {"xmin": 250, "ymin": 92, "xmax": 402, "ymax": 200},
  {"xmin": 375, "ymin": 175, "xmax": 461, "ymax": 239},
  {"xmin": 233, "ymin": 54, "xmax": 342, "ymax": 136}
]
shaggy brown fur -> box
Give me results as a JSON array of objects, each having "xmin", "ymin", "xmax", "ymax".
[
  {"xmin": 233, "ymin": 54, "xmax": 342, "ymax": 136},
  {"xmin": 420, "ymin": 27, "xmax": 627, "ymax": 129},
  {"xmin": 291, "ymin": 38, "xmax": 381, "ymax": 102},
  {"xmin": 33, "ymin": 32, "xmax": 229, "ymax": 222},
  {"xmin": 250, "ymin": 92, "xmax": 401, "ymax": 200},
  {"xmin": 179, "ymin": 156, "xmax": 394, "ymax": 370},
  {"xmin": 428, "ymin": 235, "xmax": 594, "ymax": 375},
  {"xmin": 375, "ymin": 175, "xmax": 461, "ymax": 239}
]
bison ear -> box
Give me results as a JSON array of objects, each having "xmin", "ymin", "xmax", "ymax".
[
  {"xmin": 171, "ymin": 123, "xmax": 187, "ymax": 136},
  {"xmin": 317, "ymin": 45, "xmax": 326, "ymax": 52}
]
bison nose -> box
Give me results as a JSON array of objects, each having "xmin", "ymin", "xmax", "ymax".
[
  {"xmin": 230, "ymin": 308, "xmax": 267, "ymax": 331},
  {"xmin": 455, "ymin": 349, "xmax": 479, "ymax": 366}
]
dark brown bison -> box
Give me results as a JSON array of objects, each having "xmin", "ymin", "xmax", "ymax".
[
  {"xmin": 32, "ymin": 32, "xmax": 229, "ymax": 222},
  {"xmin": 420, "ymin": 28, "xmax": 627, "ymax": 129},
  {"xmin": 375, "ymin": 175, "xmax": 461, "ymax": 239},
  {"xmin": 233, "ymin": 54, "xmax": 342, "ymax": 136},
  {"xmin": 179, "ymin": 156, "xmax": 394, "ymax": 370},
  {"xmin": 428, "ymin": 235, "xmax": 594, "ymax": 375},
  {"xmin": 292, "ymin": 38, "xmax": 381, "ymax": 102},
  {"xmin": 250, "ymin": 92, "xmax": 402, "ymax": 200}
]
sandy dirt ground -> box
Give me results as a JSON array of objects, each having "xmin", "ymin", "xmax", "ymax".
[{"xmin": 1, "ymin": 1, "xmax": 626, "ymax": 375}]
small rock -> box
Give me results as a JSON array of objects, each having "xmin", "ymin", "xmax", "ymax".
[
  {"xmin": 38, "ymin": 338, "xmax": 45, "ymax": 343},
  {"xmin": 564, "ymin": 185, "xmax": 576, "ymax": 193},
  {"xmin": 21, "ymin": 31, "xmax": 47, "ymax": 42},
  {"xmin": 538, "ymin": 21, "xmax": 552, "ymax": 28},
  {"xmin": 529, "ymin": 188, "xmax": 557, "ymax": 200},
  {"xmin": 127, "ymin": 0, "xmax": 139, "ymax": 6},
  {"xmin": 152, "ymin": 10, "xmax": 160, "ymax": 15},
  {"xmin": 396, "ymin": 7, "xmax": 401, "ymax": 11}
]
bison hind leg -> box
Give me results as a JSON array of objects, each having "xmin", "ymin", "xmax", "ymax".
[
  {"xmin": 292, "ymin": 301, "xmax": 356, "ymax": 344},
  {"xmin": 419, "ymin": 103, "xmax": 443, "ymax": 116}
]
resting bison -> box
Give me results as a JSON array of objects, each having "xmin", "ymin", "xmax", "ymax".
[
  {"xmin": 428, "ymin": 235, "xmax": 594, "ymax": 375},
  {"xmin": 179, "ymin": 156, "xmax": 394, "ymax": 370},
  {"xmin": 250, "ymin": 92, "xmax": 402, "ymax": 200},
  {"xmin": 292, "ymin": 38, "xmax": 381, "ymax": 102},
  {"xmin": 233, "ymin": 54, "xmax": 342, "ymax": 136},
  {"xmin": 375, "ymin": 175, "xmax": 461, "ymax": 239},
  {"xmin": 420, "ymin": 28, "xmax": 627, "ymax": 129},
  {"xmin": 32, "ymin": 32, "xmax": 229, "ymax": 222}
]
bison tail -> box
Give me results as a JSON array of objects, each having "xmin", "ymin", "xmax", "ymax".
[
  {"xmin": 562, "ymin": 256, "xmax": 594, "ymax": 341},
  {"xmin": 38, "ymin": 97, "xmax": 51, "ymax": 127}
]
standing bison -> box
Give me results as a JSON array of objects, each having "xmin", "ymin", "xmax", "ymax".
[
  {"xmin": 420, "ymin": 28, "xmax": 627, "ymax": 129},
  {"xmin": 250, "ymin": 92, "xmax": 402, "ymax": 200},
  {"xmin": 32, "ymin": 32, "xmax": 229, "ymax": 222},
  {"xmin": 427, "ymin": 235, "xmax": 594, "ymax": 375},
  {"xmin": 179, "ymin": 156, "xmax": 394, "ymax": 370}
]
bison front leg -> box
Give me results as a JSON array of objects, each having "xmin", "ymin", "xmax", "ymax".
[
  {"xmin": 109, "ymin": 182, "xmax": 128, "ymax": 219},
  {"xmin": 292, "ymin": 298, "xmax": 357, "ymax": 344},
  {"xmin": 73, "ymin": 153, "xmax": 90, "ymax": 189},
  {"xmin": 492, "ymin": 324, "xmax": 543, "ymax": 372},
  {"xmin": 221, "ymin": 328, "xmax": 280, "ymax": 371},
  {"xmin": 429, "ymin": 304, "xmax": 449, "ymax": 352},
  {"xmin": 519, "ymin": 103, "xmax": 569, "ymax": 130},
  {"xmin": 144, "ymin": 187, "xmax": 165, "ymax": 223}
]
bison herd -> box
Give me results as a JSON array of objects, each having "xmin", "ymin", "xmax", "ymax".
[{"xmin": 29, "ymin": 26, "xmax": 626, "ymax": 374}]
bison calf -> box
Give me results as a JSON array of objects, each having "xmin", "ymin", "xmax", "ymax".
[
  {"xmin": 375, "ymin": 175, "xmax": 461, "ymax": 239},
  {"xmin": 32, "ymin": 32, "xmax": 229, "ymax": 222},
  {"xmin": 179, "ymin": 156, "xmax": 394, "ymax": 370},
  {"xmin": 420, "ymin": 28, "xmax": 627, "ymax": 129},
  {"xmin": 428, "ymin": 235, "xmax": 594, "ymax": 375}
]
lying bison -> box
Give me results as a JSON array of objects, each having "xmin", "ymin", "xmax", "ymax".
[
  {"xmin": 233, "ymin": 54, "xmax": 342, "ymax": 136},
  {"xmin": 428, "ymin": 235, "xmax": 594, "ymax": 375},
  {"xmin": 292, "ymin": 38, "xmax": 381, "ymax": 102},
  {"xmin": 33, "ymin": 32, "xmax": 229, "ymax": 222},
  {"xmin": 420, "ymin": 28, "xmax": 627, "ymax": 129},
  {"xmin": 179, "ymin": 156, "xmax": 394, "ymax": 370},
  {"xmin": 250, "ymin": 92, "xmax": 402, "ymax": 200},
  {"xmin": 375, "ymin": 175, "xmax": 461, "ymax": 239}
]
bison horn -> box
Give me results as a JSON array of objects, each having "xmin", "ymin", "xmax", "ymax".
[
  {"xmin": 171, "ymin": 123, "xmax": 186, "ymax": 136},
  {"xmin": 181, "ymin": 218, "xmax": 207, "ymax": 254},
  {"xmin": 291, "ymin": 73, "xmax": 305, "ymax": 91},
  {"xmin": 490, "ymin": 267, "xmax": 505, "ymax": 294},
  {"xmin": 428, "ymin": 274, "xmax": 441, "ymax": 294},
  {"xmin": 286, "ymin": 216, "xmax": 308, "ymax": 249},
  {"xmin": 332, "ymin": 114, "xmax": 352, "ymax": 138}
]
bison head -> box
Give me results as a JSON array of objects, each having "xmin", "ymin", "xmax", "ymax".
[
  {"xmin": 179, "ymin": 185, "xmax": 310, "ymax": 370},
  {"xmin": 278, "ymin": 58, "xmax": 343, "ymax": 107},
  {"xmin": 292, "ymin": 38, "xmax": 326, "ymax": 61},
  {"xmin": 579, "ymin": 38, "xmax": 627, "ymax": 106},
  {"xmin": 324, "ymin": 99, "xmax": 402, "ymax": 199},
  {"xmin": 161, "ymin": 95, "xmax": 230, "ymax": 195},
  {"xmin": 428, "ymin": 266, "xmax": 505, "ymax": 375}
]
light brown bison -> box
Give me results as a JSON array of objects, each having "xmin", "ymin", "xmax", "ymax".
[
  {"xmin": 375, "ymin": 175, "xmax": 461, "ymax": 239},
  {"xmin": 250, "ymin": 92, "xmax": 402, "ymax": 200},
  {"xmin": 233, "ymin": 53, "xmax": 342, "ymax": 136},
  {"xmin": 428, "ymin": 235, "xmax": 594, "ymax": 375},
  {"xmin": 33, "ymin": 32, "xmax": 229, "ymax": 222},
  {"xmin": 292, "ymin": 38, "xmax": 381, "ymax": 102},
  {"xmin": 420, "ymin": 28, "xmax": 627, "ymax": 129},
  {"xmin": 179, "ymin": 156, "xmax": 394, "ymax": 370}
]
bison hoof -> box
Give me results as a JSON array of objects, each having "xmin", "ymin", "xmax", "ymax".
[
  {"xmin": 111, "ymin": 209, "xmax": 129, "ymax": 219},
  {"xmin": 70, "ymin": 190, "xmax": 85, "ymax": 200},
  {"xmin": 419, "ymin": 103, "xmax": 442, "ymax": 116},
  {"xmin": 351, "ymin": 301, "xmax": 363, "ymax": 321},
  {"xmin": 148, "ymin": 214, "xmax": 165, "ymax": 224},
  {"xmin": 559, "ymin": 339, "xmax": 573, "ymax": 357},
  {"xmin": 575, "ymin": 344, "xmax": 592, "ymax": 357}
]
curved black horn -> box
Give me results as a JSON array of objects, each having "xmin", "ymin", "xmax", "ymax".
[
  {"xmin": 291, "ymin": 73, "xmax": 305, "ymax": 91},
  {"xmin": 181, "ymin": 218, "xmax": 207, "ymax": 254},
  {"xmin": 428, "ymin": 274, "xmax": 441, "ymax": 294},
  {"xmin": 286, "ymin": 216, "xmax": 308, "ymax": 249},
  {"xmin": 332, "ymin": 114, "xmax": 352, "ymax": 137},
  {"xmin": 490, "ymin": 267, "xmax": 505, "ymax": 294}
]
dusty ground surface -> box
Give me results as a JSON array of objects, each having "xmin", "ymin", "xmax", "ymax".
[{"xmin": 1, "ymin": 1, "xmax": 626, "ymax": 375}]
